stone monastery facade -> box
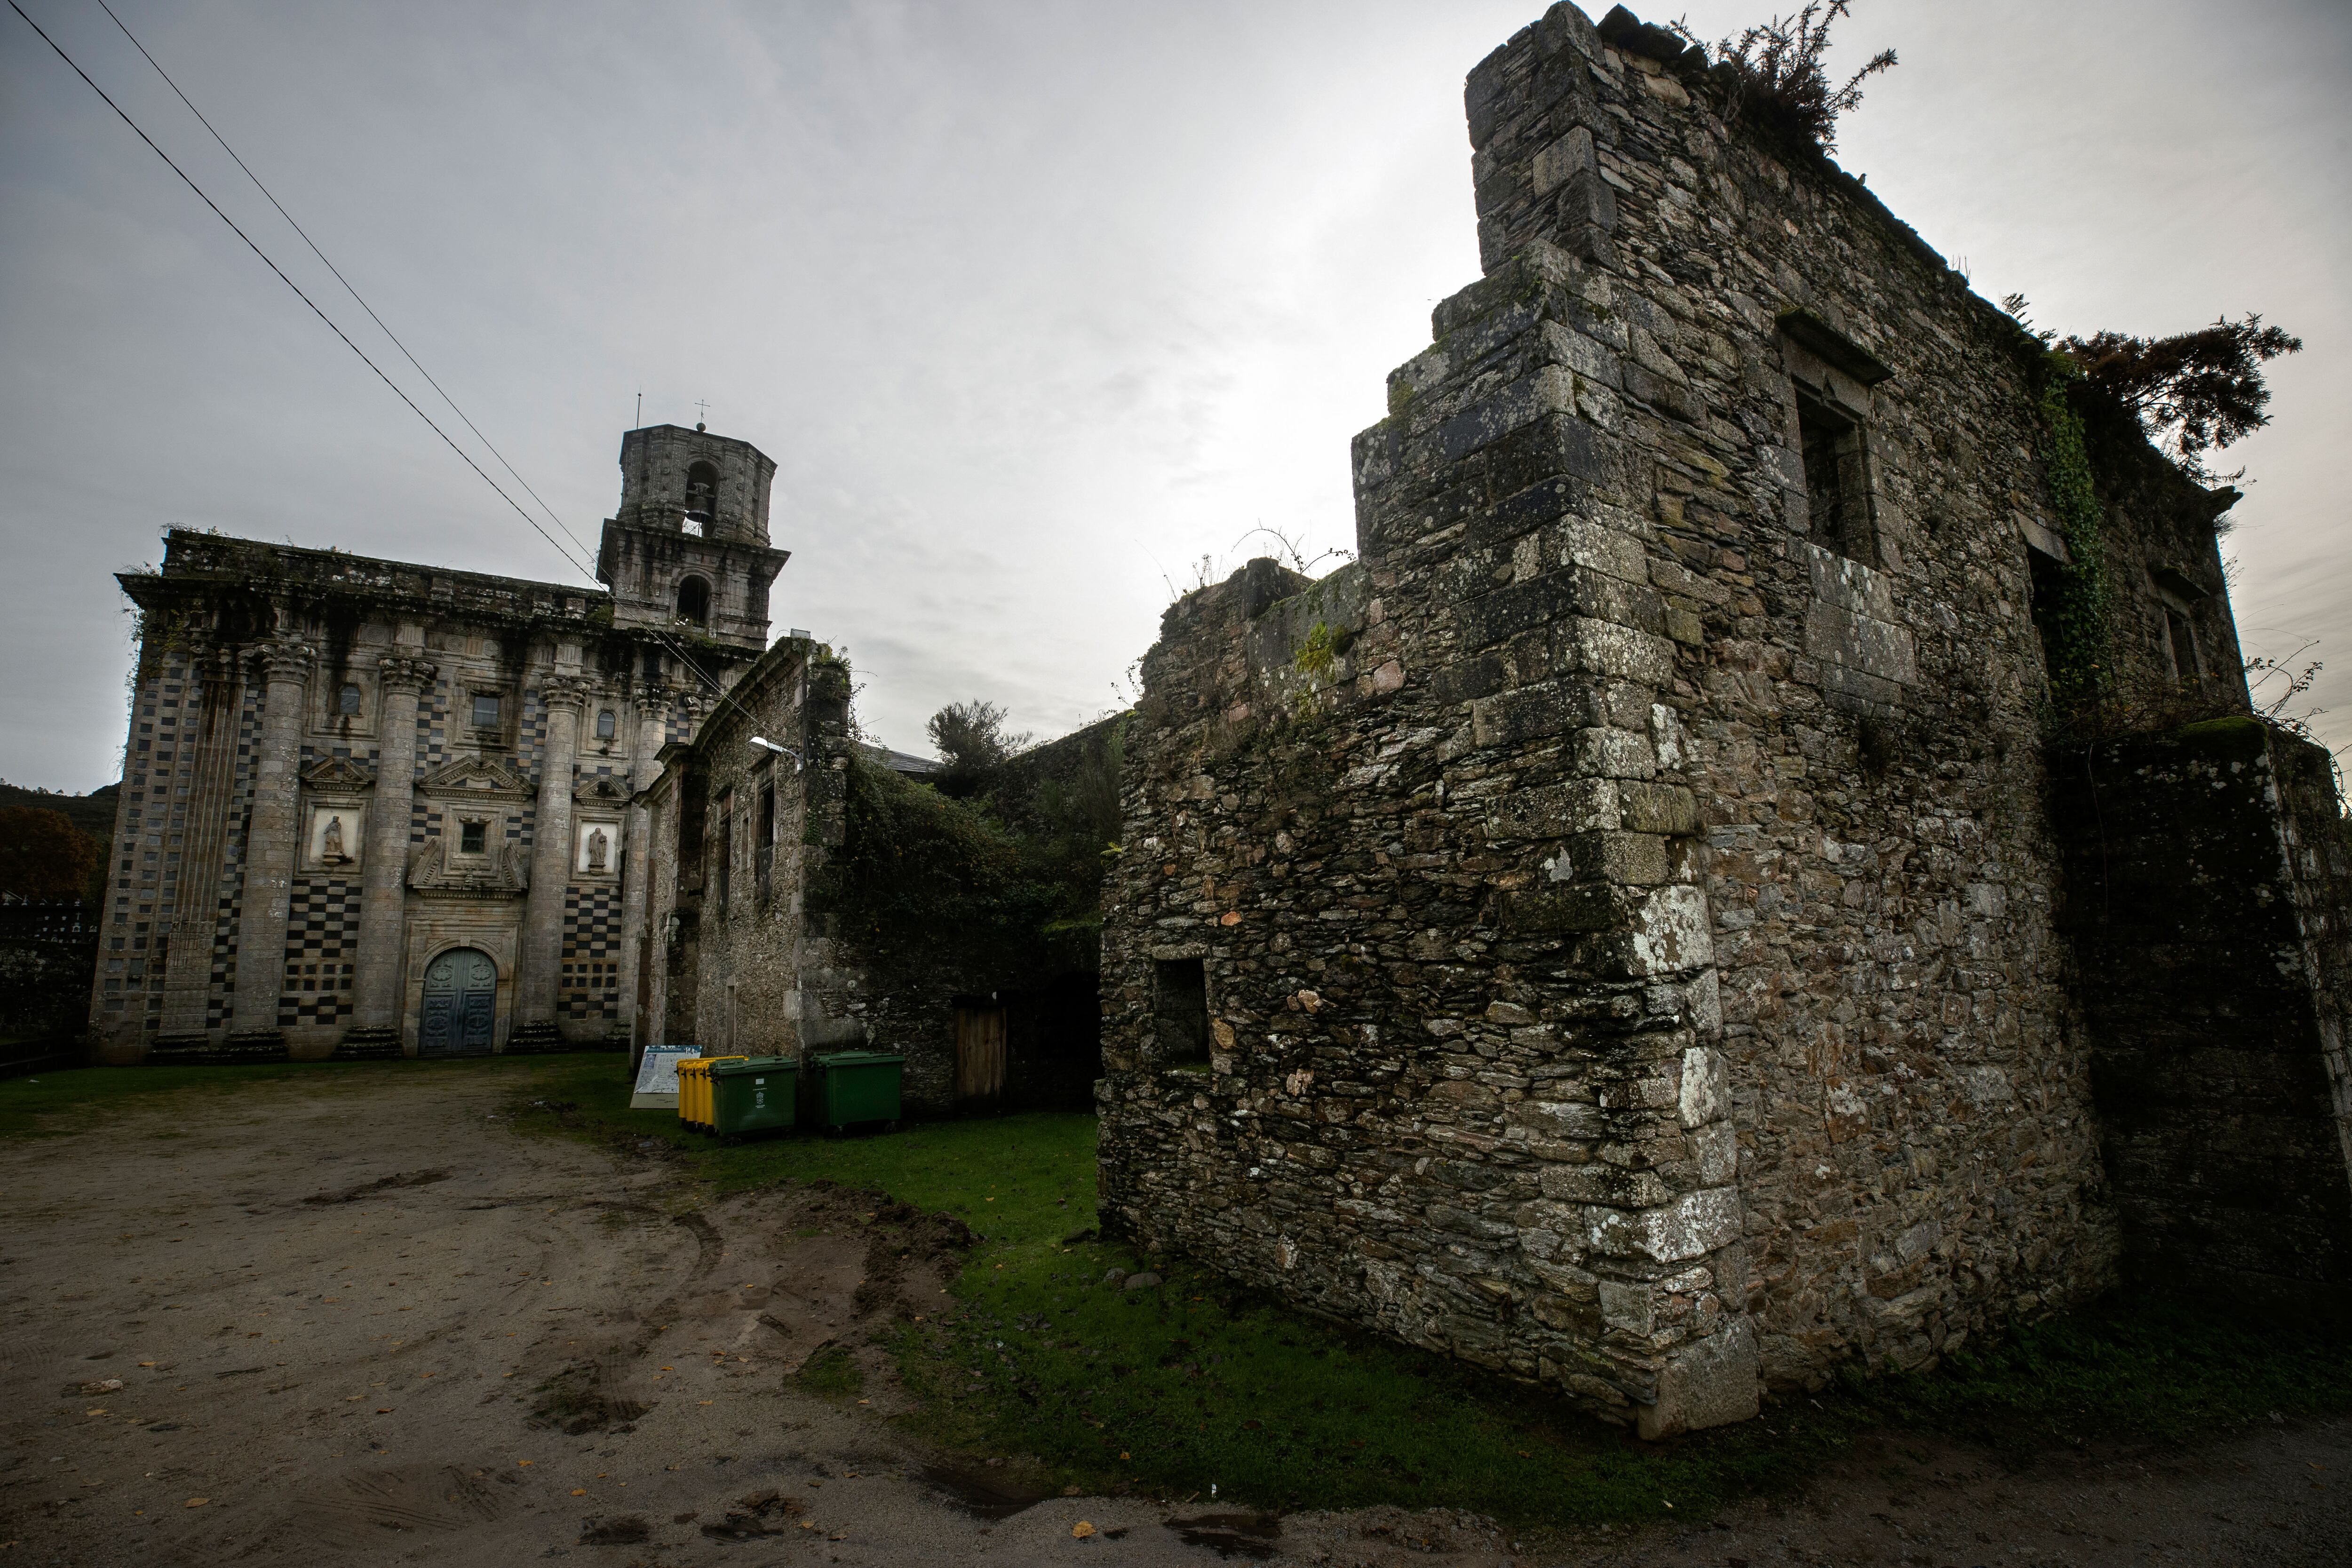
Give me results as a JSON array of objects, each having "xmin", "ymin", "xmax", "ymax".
[
  {"xmin": 90, "ymin": 424, "xmax": 786, "ymax": 1060},
  {"xmin": 1093, "ymin": 3, "xmax": 2352, "ymax": 1436}
]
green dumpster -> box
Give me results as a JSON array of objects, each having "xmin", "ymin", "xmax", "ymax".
[
  {"xmin": 709, "ymin": 1056, "xmax": 798, "ymax": 1138},
  {"xmin": 811, "ymin": 1050, "xmax": 905, "ymax": 1130}
]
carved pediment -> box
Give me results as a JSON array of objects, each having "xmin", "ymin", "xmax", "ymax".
[
  {"xmin": 573, "ymin": 773, "xmax": 631, "ymax": 807},
  {"xmin": 405, "ymin": 836, "xmax": 530, "ymax": 898},
  {"xmin": 301, "ymin": 755, "xmax": 375, "ymax": 793},
  {"xmin": 416, "ymin": 754, "xmax": 534, "ymax": 800}
]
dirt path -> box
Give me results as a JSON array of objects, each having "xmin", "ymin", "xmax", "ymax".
[{"xmin": 2, "ymin": 1066, "xmax": 2345, "ymax": 1567}]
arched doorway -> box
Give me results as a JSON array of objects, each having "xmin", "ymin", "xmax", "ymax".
[{"xmin": 420, "ymin": 947, "xmax": 498, "ymax": 1056}]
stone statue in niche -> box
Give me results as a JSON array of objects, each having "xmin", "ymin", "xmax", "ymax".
[
  {"xmin": 586, "ymin": 827, "xmax": 609, "ymax": 873},
  {"xmin": 321, "ymin": 813, "xmax": 349, "ymax": 863}
]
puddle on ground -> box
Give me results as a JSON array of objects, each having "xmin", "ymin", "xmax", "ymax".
[
  {"xmin": 1165, "ymin": 1511, "xmax": 1282, "ymax": 1560},
  {"xmin": 917, "ymin": 1463, "xmax": 1056, "ymax": 1521}
]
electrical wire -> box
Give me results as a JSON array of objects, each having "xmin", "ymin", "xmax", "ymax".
[
  {"xmin": 19, "ymin": 0, "xmax": 752, "ymax": 704},
  {"xmin": 89, "ymin": 0, "xmax": 601, "ymax": 572},
  {"xmin": 5, "ymin": 0, "xmax": 597, "ymax": 582}
]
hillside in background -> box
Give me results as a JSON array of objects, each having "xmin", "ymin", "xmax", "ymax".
[{"xmin": 0, "ymin": 782, "xmax": 118, "ymax": 845}]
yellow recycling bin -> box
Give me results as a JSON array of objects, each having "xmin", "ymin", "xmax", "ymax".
[{"xmin": 676, "ymin": 1055, "xmax": 747, "ymax": 1132}]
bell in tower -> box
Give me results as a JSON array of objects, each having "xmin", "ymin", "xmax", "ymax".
[{"xmin": 596, "ymin": 424, "xmax": 791, "ymax": 653}]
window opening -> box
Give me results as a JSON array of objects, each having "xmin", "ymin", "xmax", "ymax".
[
  {"xmin": 683, "ymin": 461, "xmax": 718, "ymax": 527},
  {"xmin": 715, "ymin": 789, "xmax": 734, "ymax": 908},
  {"xmin": 1796, "ymin": 390, "xmax": 1874, "ymax": 564},
  {"xmin": 459, "ymin": 820, "xmax": 487, "ymax": 855},
  {"xmin": 2026, "ymin": 549, "xmax": 2068, "ymax": 689},
  {"xmin": 675, "ymin": 577, "xmax": 710, "ymax": 626},
  {"xmin": 339, "ymin": 683, "xmax": 362, "ymax": 716},
  {"xmin": 2165, "ymin": 606, "xmax": 2202, "ymax": 690},
  {"xmin": 1152, "ymin": 958, "xmax": 1209, "ymax": 1066},
  {"xmin": 470, "ymin": 692, "xmax": 501, "ymax": 729},
  {"xmin": 756, "ymin": 783, "xmax": 776, "ymax": 899},
  {"xmin": 595, "ymin": 708, "xmax": 617, "ymax": 741}
]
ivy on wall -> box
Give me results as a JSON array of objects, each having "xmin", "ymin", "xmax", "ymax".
[{"xmin": 2034, "ymin": 356, "xmax": 2118, "ymax": 712}]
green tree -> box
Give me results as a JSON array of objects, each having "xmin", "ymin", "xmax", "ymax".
[{"xmin": 0, "ymin": 806, "xmax": 101, "ymax": 902}]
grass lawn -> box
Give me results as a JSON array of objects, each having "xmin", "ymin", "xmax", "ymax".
[
  {"xmin": 503, "ymin": 1052, "xmax": 2352, "ymax": 1528},
  {"xmin": 0, "ymin": 1052, "xmax": 564, "ymax": 1141}
]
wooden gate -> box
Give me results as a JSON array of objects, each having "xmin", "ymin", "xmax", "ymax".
[
  {"xmin": 954, "ymin": 1003, "xmax": 1007, "ymax": 1106},
  {"xmin": 420, "ymin": 947, "xmax": 497, "ymax": 1056}
]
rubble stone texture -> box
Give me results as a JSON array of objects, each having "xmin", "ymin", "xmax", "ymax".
[{"xmin": 1094, "ymin": 2, "xmax": 2352, "ymax": 1434}]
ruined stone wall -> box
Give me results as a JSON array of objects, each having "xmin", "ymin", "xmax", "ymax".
[
  {"xmin": 639, "ymin": 644, "xmax": 962, "ymax": 1102},
  {"xmin": 1098, "ymin": 1, "xmax": 2147, "ymax": 1433},
  {"xmin": 2052, "ymin": 718, "xmax": 2352, "ymax": 1319}
]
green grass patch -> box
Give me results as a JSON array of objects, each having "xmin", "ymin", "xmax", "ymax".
[
  {"xmin": 505, "ymin": 1055, "xmax": 2352, "ymax": 1527},
  {"xmin": 506, "ymin": 1055, "xmax": 1095, "ymax": 1231},
  {"xmin": 0, "ymin": 1053, "xmax": 585, "ymax": 1143},
  {"xmin": 795, "ymin": 1344, "xmax": 866, "ymax": 1401}
]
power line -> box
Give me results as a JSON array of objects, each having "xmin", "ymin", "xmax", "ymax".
[
  {"xmin": 4, "ymin": 0, "xmax": 596, "ymax": 582},
  {"xmin": 89, "ymin": 0, "xmax": 600, "ymax": 572}
]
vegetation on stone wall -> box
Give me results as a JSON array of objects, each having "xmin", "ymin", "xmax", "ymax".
[
  {"xmin": 2062, "ymin": 314, "xmax": 2303, "ymax": 480},
  {"xmin": 1661, "ymin": 1, "xmax": 1898, "ymax": 160},
  {"xmin": 2030, "ymin": 358, "xmax": 2119, "ymax": 712},
  {"xmin": 811, "ymin": 716, "xmax": 1125, "ymax": 979}
]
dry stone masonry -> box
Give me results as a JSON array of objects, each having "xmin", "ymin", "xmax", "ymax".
[{"xmin": 1094, "ymin": 2, "xmax": 2352, "ymax": 1434}]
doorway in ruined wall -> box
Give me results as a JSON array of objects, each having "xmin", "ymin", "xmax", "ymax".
[{"xmin": 954, "ymin": 1001, "xmax": 1007, "ymax": 1109}]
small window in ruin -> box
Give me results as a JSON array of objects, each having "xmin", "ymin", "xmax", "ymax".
[
  {"xmin": 339, "ymin": 683, "xmax": 362, "ymax": 716},
  {"xmin": 2026, "ymin": 549, "xmax": 2067, "ymax": 688},
  {"xmin": 1152, "ymin": 958, "xmax": 1209, "ymax": 1067},
  {"xmin": 596, "ymin": 708, "xmax": 618, "ymax": 741},
  {"xmin": 756, "ymin": 783, "xmax": 776, "ymax": 899},
  {"xmin": 642, "ymin": 646, "xmax": 663, "ymax": 682},
  {"xmin": 470, "ymin": 692, "xmax": 501, "ymax": 729},
  {"xmin": 715, "ymin": 789, "xmax": 734, "ymax": 908},
  {"xmin": 2165, "ymin": 606, "xmax": 2203, "ymax": 690},
  {"xmin": 1796, "ymin": 390, "xmax": 1875, "ymax": 564},
  {"xmin": 676, "ymin": 577, "xmax": 711, "ymax": 626},
  {"xmin": 459, "ymin": 820, "xmax": 487, "ymax": 855}
]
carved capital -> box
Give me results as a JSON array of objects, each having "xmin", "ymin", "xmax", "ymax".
[
  {"xmin": 376, "ymin": 655, "xmax": 439, "ymax": 695},
  {"xmin": 538, "ymin": 675, "xmax": 593, "ymax": 713},
  {"xmin": 254, "ymin": 640, "xmax": 316, "ymax": 685}
]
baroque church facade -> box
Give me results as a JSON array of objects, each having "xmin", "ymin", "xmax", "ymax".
[{"xmin": 87, "ymin": 424, "xmax": 787, "ymax": 1060}]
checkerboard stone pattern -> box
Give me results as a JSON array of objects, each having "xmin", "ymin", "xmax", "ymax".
[
  {"xmin": 559, "ymin": 882, "xmax": 621, "ymax": 1022},
  {"xmin": 278, "ymin": 877, "xmax": 358, "ymax": 1027}
]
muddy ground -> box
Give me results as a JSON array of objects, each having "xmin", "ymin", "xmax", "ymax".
[{"xmin": 1, "ymin": 1066, "xmax": 2345, "ymax": 1567}]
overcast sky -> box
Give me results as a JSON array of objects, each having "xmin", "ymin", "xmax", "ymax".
[{"xmin": 1, "ymin": 0, "xmax": 2344, "ymax": 792}]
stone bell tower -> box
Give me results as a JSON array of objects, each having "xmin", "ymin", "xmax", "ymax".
[{"xmin": 596, "ymin": 423, "xmax": 791, "ymax": 653}]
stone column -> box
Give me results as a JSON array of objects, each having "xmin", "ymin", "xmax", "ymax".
[
  {"xmin": 349, "ymin": 655, "xmax": 436, "ymax": 1038},
  {"xmin": 157, "ymin": 645, "xmax": 245, "ymax": 1039},
  {"xmin": 615, "ymin": 687, "xmax": 671, "ymax": 1055},
  {"xmin": 228, "ymin": 638, "xmax": 315, "ymax": 1037},
  {"xmin": 517, "ymin": 674, "xmax": 590, "ymax": 1028}
]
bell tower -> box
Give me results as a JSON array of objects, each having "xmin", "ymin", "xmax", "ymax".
[{"xmin": 596, "ymin": 423, "xmax": 790, "ymax": 653}]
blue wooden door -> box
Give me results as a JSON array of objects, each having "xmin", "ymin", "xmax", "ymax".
[{"xmin": 420, "ymin": 947, "xmax": 498, "ymax": 1056}]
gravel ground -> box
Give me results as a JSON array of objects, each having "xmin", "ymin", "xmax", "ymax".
[{"xmin": 2, "ymin": 1064, "xmax": 2345, "ymax": 1567}]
